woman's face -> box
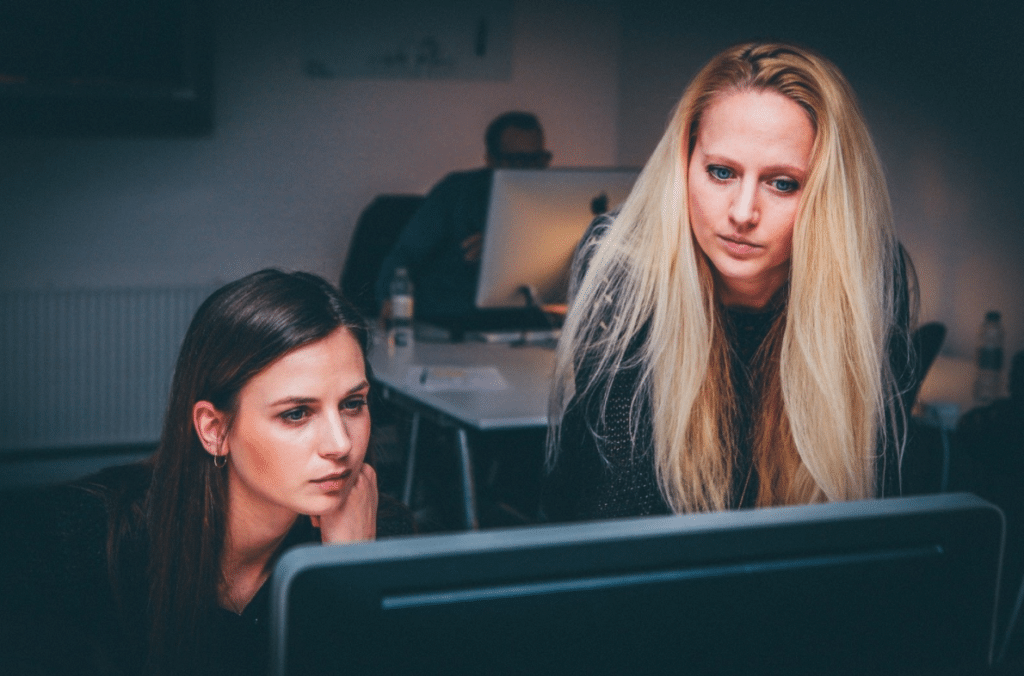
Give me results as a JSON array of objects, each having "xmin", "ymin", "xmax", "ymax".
[
  {"xmin": 687, "ymin": 88, "xmax": 815, "ymax": 308},
  {"xmin": 218, "ymin": 327, "xmax": 371, "ymax": 526}
]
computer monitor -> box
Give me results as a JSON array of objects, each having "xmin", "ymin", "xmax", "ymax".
[
  {"xmin": 270, "ymin": 493, "xmax": 1003, "ymax": 676},
  {"xmin": 474, "ymin": 168, "xmax": 638, "ymax": 310}
]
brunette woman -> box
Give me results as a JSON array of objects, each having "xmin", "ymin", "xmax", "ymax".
[{"xmin": 7, "ymin": 269, "xmax": 413, "ymax": 675}]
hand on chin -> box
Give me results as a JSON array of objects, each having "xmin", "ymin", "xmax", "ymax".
[{"xmin": 310, "ymin": 463, "xmax": 378, "ymax": 544}]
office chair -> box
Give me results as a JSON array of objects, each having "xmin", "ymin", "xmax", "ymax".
[
  {"xmin": 905, "ymin": 321, "xmax": 947, "ymax": 411},
  {"xmin": 900, "ymin": 322, "xmax": 948, "ymax": 496},
  {"xmin": 339, "ymin": 194, "xmax": 424, "ymax": 320}
]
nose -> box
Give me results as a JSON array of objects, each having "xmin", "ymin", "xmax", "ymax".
[
  {"xmin": 319, "ymin": 411, "xmax": 352, "ymax": 460},
  {"xmin": 728, "ymin": 177, "xmax": 760, "ymax": 229}
]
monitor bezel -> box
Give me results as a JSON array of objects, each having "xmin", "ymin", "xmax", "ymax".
[{"xmin": 271, "ymin": 493, "xmax": 1003, "ymax": 676}]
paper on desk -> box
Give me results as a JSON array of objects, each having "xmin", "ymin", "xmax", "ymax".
[{"xmin": 406, "ymin": 366, "xmax": 509, "ymax": 392}]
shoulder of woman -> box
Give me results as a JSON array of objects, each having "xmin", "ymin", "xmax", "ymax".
[
  {"xmin": 72, "ymin": 461, "xmax": 153, "ymax": 499},
  {"xmin": 0, "ymin": 464, "xmax": 148, "ymax": 619},
  {"xmin": 55, "ymin": 463, "xmax": 151, "ymax": 558},
  {"xmin": 568, "ymin": 211, "xmax": 618, "ymax": 305},
  {"xmin": 576, "ymin": 211, "xmax": 617, "ymax": 261}
]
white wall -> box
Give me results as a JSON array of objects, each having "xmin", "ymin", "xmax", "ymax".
[
  {"xmin": 1, "ymin": 0, "xmax": 1020, "ymax": 413},
  {"xmin": 873, "ymin": 99, "xmax": 1024, "ymax": 409},
  {"xmin": 0, "ymin": 0, "xmax": 620, "ymax": 290}
]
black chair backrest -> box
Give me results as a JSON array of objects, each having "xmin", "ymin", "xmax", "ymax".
[
  {"xmin": 906, "ymin": 321, "xmax": 947, "ymax": 410},
  {"xmin": 340, "ymin": 194, "xmax": 424, "ymax": 319}
]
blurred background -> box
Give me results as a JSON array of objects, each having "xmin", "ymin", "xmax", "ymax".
[{"xmin": 1, "ymin": 0, "xmax": 1021, "ymax": 450}]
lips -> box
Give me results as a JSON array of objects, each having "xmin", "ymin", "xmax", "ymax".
[
  {"xmin": 312, "ymin": 470, "xmax": 352, "ymax": 491},
  {"xmin": 313, "ymin": 470, "xmax": 350, "ymax": 483},
  {"xmin": 719, "ymin": 235, "xmax": 761, "ymax": 255}
]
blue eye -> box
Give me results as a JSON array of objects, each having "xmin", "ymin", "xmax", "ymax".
[
  {"xmin": 708, "ymin": 166, "xmax": 733, "ymax": 181},
  {"xmin": 281, "ymin": 407, "xmax": 309, "ymax": 423},
  {"xmin": 343, "ymin": 397, "xmax": 368, "ymax": 413},
  {"xmin": 772, "ymin": 178, "xmax": 799, "ymax": 193}
]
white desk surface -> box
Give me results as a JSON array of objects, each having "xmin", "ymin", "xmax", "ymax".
[{"xmin": 367, "ymin": 339, "xmax": 555, "ymax": 430}]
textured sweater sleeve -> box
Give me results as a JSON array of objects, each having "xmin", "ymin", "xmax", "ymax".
[
  {"xmin": 543, "ymin": 359, "xmax": 670, "ymax": 522},
  {"xmin": 543, "ymin": 212, "xmax": 670, "ymax": 522}
]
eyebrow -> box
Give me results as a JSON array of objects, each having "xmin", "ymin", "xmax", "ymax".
[
  {"xmin": 760, "ymin": 163, "xmax": 807, "ymax": 177},
  {"xmin": 268, "ymin": 380, "xmax": 370, "ymax": 407},
  {"xmin": 348, "ymin": 380, "xmax": 371, "ymax": 394},
  {"xmin": 701, "ymin": 153, "xmax": 807, "ymax": 176}
]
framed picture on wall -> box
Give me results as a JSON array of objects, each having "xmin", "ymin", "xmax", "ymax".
[
  {"xmin": 302, "ymin": 0, "xmax": 513, "ymax": 81},
  {"xmin": 0, "ymin": 0, "xmax": 213, "ymax": 136}
]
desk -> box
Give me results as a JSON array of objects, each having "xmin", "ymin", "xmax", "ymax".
[{"xmin": 368, "ymin": 339, "xmax": 555, "ymax": 529}]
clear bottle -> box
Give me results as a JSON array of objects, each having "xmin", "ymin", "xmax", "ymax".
[
  {"xmin": 388, "ymin": 267, "xmax": 414, "ymax": 349},
  {"xmin": 972, "ymin": 310, "xmax": 1004, "ymax": 406}
]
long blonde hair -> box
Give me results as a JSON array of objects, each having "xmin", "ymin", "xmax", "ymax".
[{"xmin": 549, "ymin": 43, "xmax": 910, "ymax": 513}]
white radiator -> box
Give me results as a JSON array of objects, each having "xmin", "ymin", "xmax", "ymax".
[{"xmin": 0, "ymin": 286, "xmax": 215, "ymax": 452}]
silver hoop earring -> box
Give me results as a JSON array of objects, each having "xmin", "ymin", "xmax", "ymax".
[{"xmin": 213, "ymin": 454, "xmax": 227, "ymax": 468}]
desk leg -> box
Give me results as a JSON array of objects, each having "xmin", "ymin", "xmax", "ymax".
[
  {"xmin": 401, "ymin": 412, "xmax": 420, "ymax": 506},
  {"xmin": 456, "ymin": 428, "xmax": 479, "ymax": 530},
  {"xmin": 939, "ymin": 426, "xmax": 951, "ymax": 492}
]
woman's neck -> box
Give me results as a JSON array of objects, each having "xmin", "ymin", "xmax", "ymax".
[
  {"xmin": 219, "ymin": 489, "xmax": 298, "ymax": 614},
  {"xmin": 717, "ymin": 275, "xmax": 789, "ymax": 312},
  {"xmin": 715, "ymin": 267, "xmax": 789, "ymax": 310}
]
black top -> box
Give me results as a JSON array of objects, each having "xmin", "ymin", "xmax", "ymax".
[
  {"xmin": 542, "ymin": 305, "xmax": 782, "ymax": 522},
  {"xmin": 542, "ymin": 214, "xmax": 911, "ymax": 523},
  {"xmin": 0, "ymin": 463, "xmax": 416, "ymax": 676}
]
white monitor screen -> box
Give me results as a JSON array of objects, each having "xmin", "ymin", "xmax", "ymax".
[{"xmin": 475, "ymin": 168, "xmax": 638, "ymax": 309}]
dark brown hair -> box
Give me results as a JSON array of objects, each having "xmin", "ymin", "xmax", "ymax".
[{"xmin": 142, "ymin": 269, "xmax": 368, "ymax": 673}]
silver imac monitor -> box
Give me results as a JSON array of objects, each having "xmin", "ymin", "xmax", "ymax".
[
  {"xmin": 474, "ymin": 168, "xmax": 639, "ymax": 309},
  {"xmin": 270, "ymin": 493, "xmax": 1003, "ymax": 676}
]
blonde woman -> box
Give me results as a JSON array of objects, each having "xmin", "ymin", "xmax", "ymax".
[{"xmin": 544, "ymin": 43, "xmax": 915, "ymax": 521}]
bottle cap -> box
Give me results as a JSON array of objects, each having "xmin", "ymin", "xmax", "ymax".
[{"xmin": 985, "ymin": 311, "xmax": 1001, "ymax": 322}]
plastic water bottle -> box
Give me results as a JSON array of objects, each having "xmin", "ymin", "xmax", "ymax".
[
  {"xmin": 388, "ymin": 267, "xmax": 414, "ymax": 349},
  {"xmin": 973, "ymin": 310, "xmax": 1004, "ymax": 406}
]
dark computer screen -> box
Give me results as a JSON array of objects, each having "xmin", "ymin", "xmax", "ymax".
[
  {"xmin": 271, "ymin": 493, "xmax": 1002, "ymax": 676},
  {"xmin": 0, "ymin": 0, "xmax": 213, "ymax": 135}
]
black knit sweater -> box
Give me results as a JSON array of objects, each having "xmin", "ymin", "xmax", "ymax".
[
  {"xmin": 542, "ymin": 305, "xmax": 783, "ymax": 522},
  {"xmin": 542, "ymin": 215, "xmax": 910, "ymax": 523}
]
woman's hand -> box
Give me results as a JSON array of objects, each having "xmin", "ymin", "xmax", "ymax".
[{"xmin": 311, "ymin": 463, "xmax": 378, "ymax": 544}]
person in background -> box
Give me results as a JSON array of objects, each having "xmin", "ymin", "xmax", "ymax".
[
  {"xmin": 375, "ymin": 111, "xmax": 552, "ymax": 322},
  {"xmin": 4, "ymin": 270, "xmax": 414, "ymax": 675},
  {"xmin": 544, "ymin": 42, "xmax": 915, "ymax": 522}
]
